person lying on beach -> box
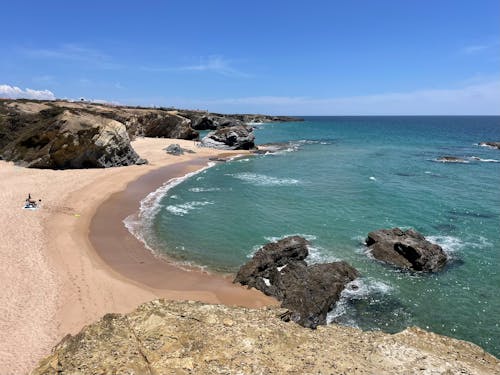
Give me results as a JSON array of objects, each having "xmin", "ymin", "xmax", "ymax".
[{"xmin": 25, "ymin": 193, "xmax": 41, "ymax": 208}]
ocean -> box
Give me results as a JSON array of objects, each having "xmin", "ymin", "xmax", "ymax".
[{"xmin": 128, "ymin": 116, "xmax": 500, "ymax": 356}]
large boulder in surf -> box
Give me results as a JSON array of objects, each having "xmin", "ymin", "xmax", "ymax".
[
  {"xmin": 365, "ymin": 228, "xmax": 447, "ymax": 272},
  {"xmin": 1, "ymin": 109, "xmax": 140, "ymax": 168},
  {"xmin": 234, "ymin": 236, "xmax": 359, "ymax": 328},
  {"xmin": 479, "ymin": 141, "xmax": 500, "ymax": 149},
  {"xmin": 201, "ymin": 125, "xmax": 255, "ymax": 150}
]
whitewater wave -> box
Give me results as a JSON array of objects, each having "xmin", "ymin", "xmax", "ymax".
[
  {"xmin": 327, "ymin": 278, "xmax": 393, "ymax": 325},
  {"xmin": 123, "ymin": 162, "xmax": 216, "ymax": 253},
  {"xmin": 165, "ymin": 201, "xmax": 214, "ymax": 216},
  {"xmin": 469, "ymin": 156, "xmax": 500, "ymax": 163},
  {"xmin": 229, "ymin": 172, "xmax": 300, "ymax": 186},
  {"xmin": 188, "ymin": 187, "xmax": 221, "ymax": 193},
  {"xmin": 426, "ymin": 235, "xmax": 465, "ymax": 255}
]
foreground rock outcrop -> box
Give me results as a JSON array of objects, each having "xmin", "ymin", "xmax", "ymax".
[
  {"xmin": 32, "ymin": 300, "xmax": 499, "ymax": 375},
  {"xmin": 366, "ymin": 228, "xmax": 448, "ymax": 272},
  {"xmin": 201, "ymin": 125, "xmax": 256, "ymax": 150},
  {"xmin": 234, "ymin": 236, "xmax": 359, "ymax": 328}
]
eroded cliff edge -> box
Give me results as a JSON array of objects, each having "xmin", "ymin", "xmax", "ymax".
[{"xmin": 32, "ymin": 300, "xmax": 499, "ymax": 375}]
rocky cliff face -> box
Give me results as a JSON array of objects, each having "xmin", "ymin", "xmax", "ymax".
[
  {"xmin": 1, "ymin": 108, "xmax": 140, "ymax": 168},
  {"xmin": 0, "ymin": 100, "xmax": 299, "ymax": 168},
  {"xmin": 32, "ymin": 300, "xmax": 499, "ymax": 375}
]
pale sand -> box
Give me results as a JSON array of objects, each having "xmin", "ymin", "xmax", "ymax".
[{"xmin": 0, "ymin": 138, "xmax": 276, "ymax": 375}]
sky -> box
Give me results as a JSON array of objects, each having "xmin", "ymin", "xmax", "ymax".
[{"xmin": 1, "ymin": 0, "xmax": 499, "ymax": 115}]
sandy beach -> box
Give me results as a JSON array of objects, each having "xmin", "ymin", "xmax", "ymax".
[{"xmin": 0, "ymin": 138, "xmax": 276, "ymax": 375}]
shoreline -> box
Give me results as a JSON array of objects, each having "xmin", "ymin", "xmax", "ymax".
[
  {"xmin": 0, "ymin": 138, "xmax": 276, "ymax": 375},
  {"xmin": 88, "ymin": 156, "xmax": 274, "ymax": 302}
]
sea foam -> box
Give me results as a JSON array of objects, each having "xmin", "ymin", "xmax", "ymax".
[
  {"xmin": 123, "ymin": 162, "xmax": 216, "ymax": 253},
  {"xmin": 230, "ymin": 172, "xmax": 300, "ymax": 186}
]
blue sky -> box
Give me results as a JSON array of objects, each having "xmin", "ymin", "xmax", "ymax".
[{"xmin": 1, "ymin": 0, "xmax": 499, "ymax": 114}]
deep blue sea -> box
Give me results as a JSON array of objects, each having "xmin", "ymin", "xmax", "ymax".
[{"xmin": 129, "ymin": 116, "xmax": 500, "ymax": 356}]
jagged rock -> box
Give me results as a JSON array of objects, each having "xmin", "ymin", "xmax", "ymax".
[
  {"xmin": 201, "ymin": 125, "xmax": 255, "ymax": 150},
  {"xmin": 436, "ymin": 156, "xmax": 468, "ymax": 163},
  {"xmin": 234, "ymin": 236, "xmax": 359, "ymax": 328},
  {"xmin": 32, "ymin": 300, "xmax": 500, "ymax": 375},
  {"xmin": 1, "ymin": 110, "xmax": 139, "ymax": 168},
  {"xmin": 365, "ymin": 228, "xmax": 448, "ymax": 272},
  {"xmin": 479, "ymin": 141, "xmax": 500, "ymax": 149},
  {"xmin": 140, "ymin": 113, "xmax": 198, "ymax": 139},
  {"xmin": 164, "ymin": 143, "xmax": 184, "ymax": 155}
]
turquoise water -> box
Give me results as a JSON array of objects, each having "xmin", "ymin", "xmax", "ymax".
[{"xmin": 141, "ymin": 117, "xmax": 500, "ymax": 356}]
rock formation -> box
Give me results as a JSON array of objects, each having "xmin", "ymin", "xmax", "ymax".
[
  {"xmin": 0, "ymin": 99, "xmax": 300, "ymax": 168},
  {"xmin": 436, "ymin": 156, "xmax": 468, "ymax": 163},
  {"xmin": 1, "ymin": 109, "xmax": 140, "ymax": 168},
  {"xmin": 365, "ymin": 228, "xmax": 448, "ymax": 272},
  {"xmin": 32, "ymin": 300, "xmax": 499, "ymax": 375},
  {"xmin": 201, "ymin": 125, "xmax": 256, "ymax": 150},
  {"xmin": 139, "ymin": 112, "xmax": 199, "ymax": 139},
  {"xmin": 479, "ymin": 141, "xmax": 500, "ymax": 149},
  {"xmin": 234, "ymin": 236, "xmax": 359, "ymax": 328}
]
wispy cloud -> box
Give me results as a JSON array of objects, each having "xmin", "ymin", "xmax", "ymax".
[
  {"xmin": 0, "ymin": 84, "xmax": 56, "ymax": 100},
  {"xmin": 462, "ymin": 45, "xmax": 489, "ymax": 54},
  {"xmin": 461, "ymin": 39, "xmax": 500, "ymax": 55},
  {"xmin": 20, "ymin": 44, "xmax": 120, "ymax": 69},
  {"xmin": 142, "ymin": 55, "xmax": 250, "ymax": 77},
  {"xmin": 155, "ymin": 79, "xmax": 500, "ymax": 115}
]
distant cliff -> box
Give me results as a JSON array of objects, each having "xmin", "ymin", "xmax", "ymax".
[
  {"xmin": 0, "ymin": 99, "xmax": 301, "ymax": 168},
  {"xmin": 32, "ymin": 300, "xmax": 499, "ymax": 374}
]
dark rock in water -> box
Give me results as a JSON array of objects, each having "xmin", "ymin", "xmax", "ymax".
[
  {"xmin": 433, "ymin": 223, "xmax": 457, "ymax": 232},
  {"xmin": 479, "ymin": 141, "xmax": 500, "ymax": 149},
  {"xmin": 365, "ymin": 228, "xmax": 447, "ymax": 272},
  {"xmin": 435, "ymin": 156, "xmax": 468, "ymax": 163},
  {"xmin": 234, "ymin": 236, "xmax": 359, "ymax": 328},
  {"xmin": 1, "ymin": 110, "xmax": 140, "ymax": 168},
  {"xmin": 164, "ymin": 143, "xmax": 184, "ymax": 155},
  {"xmin": 201, "ymin": 125, "xmax": 255, "ymax": 150}
]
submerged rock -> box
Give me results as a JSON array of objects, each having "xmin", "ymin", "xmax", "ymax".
[
  {"xmin": 234, "ymin": 236, "xmax": 359, "ymax": 328},
  {"xmin": 436, "ymin": 156, "xmax": 468, "ymax": 163},
  {"xmin": 201, "ymin": 125, "xmax": 255, "ymax": 150},
  {"xmin": 32, "ymin": 300, "xmax": 500, "ymax": 375},
  {"xmin": 365, "ymin": 228, "xmax": 447, "ymax": 272},
  {"xmin": 479, "ymin": 141, "xmax": 500, "ymax": 149}
]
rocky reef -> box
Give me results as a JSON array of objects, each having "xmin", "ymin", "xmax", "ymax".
[
  {"xmin": 32, "ymin": 300, "xmax": 499, "ymax": 374},
  {"xmin": 365, "ymin": 228, "xmax": 448, "ymax": 272},
  {"xmin": 479, "ymin": 141, "xmax": 500, "ymax": 149},
  {"xmin": 234, "ymin": 236, "xmax": 359, "ymax": 328},
  {"xmin": 0, "ymin": 99, "xmax": 300, "ymax": 168}
]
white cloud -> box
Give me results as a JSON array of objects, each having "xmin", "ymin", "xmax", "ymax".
[
  {"xmin": 157, "ymin": 79, "xmax": 500, "ymax": 115},
  {"xmin": 0, "ymin": 84, "xmax": 56, "ymax": 100}
]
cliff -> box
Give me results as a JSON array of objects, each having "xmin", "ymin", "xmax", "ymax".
[
  {"xmin": 32, "ymin": 300, "xmax": 499, "ymax": 374},
  {"xmin": 0, "ymin": 99, "xmax": 301, "ymax": 168}
]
